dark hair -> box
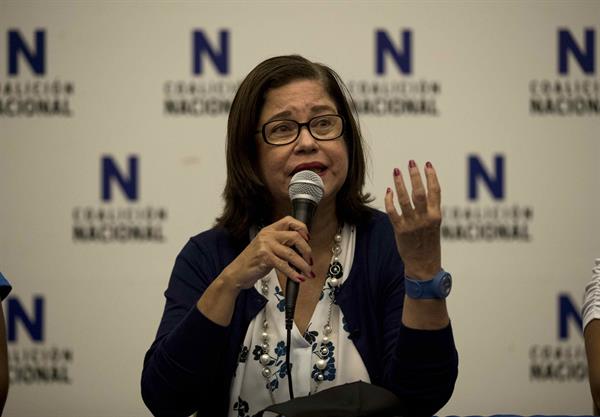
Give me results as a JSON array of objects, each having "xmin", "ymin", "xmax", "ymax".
[{"xmin": 216, "ymin": 55, "xmax": 372, "ymax": 239}]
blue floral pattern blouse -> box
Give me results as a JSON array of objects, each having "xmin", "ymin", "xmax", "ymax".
[{"xmin": 228, "ymin": 224, "xmax": 370, "ymax": 417}]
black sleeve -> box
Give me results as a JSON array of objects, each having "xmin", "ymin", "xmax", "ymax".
[
  {"xmin": 375, "ymin": 214, "xmax": 459, "ymax": 416},
  {"xmin": 141, "ymin": 235, "xmax": 233, "ymax": 417}
]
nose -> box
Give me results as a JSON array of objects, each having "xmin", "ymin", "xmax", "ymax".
[{"xmin": 293, "ymin": 125, "xmax": 318, "ymax": 153}]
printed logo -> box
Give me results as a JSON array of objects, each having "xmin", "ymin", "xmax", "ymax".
[
  {"xmin": 376, "ymin": 30, "xmax": 412, "ymax": 75},
  {"xmin": 8, "ymin": 30, "xmax": 46, "ymax": 75},
  {"xmin": 7, "ymin": 296, "xmax": 44, "ymax": 343},
  {"xmin": 529, "ymin": 28, "xmax": 599, "ymax": 116},
  {"xmin": 347, "ymin": 29, "xmax": 441, "ymax": 116},
  {"xmin": 193, "ymin": 30, "xmax": 230, "ymax": 75},
  {"xmin": 7, "ymin": 295, "xmax": 74, "ymax": 384},
  {"xmin": 559, "ymin": 29, "xmax": 595, "ymax": 75},
  {"xmin": 101, "ymin": 156, "xmax": 138, "ymax": 201},
  {"xmin": 467, "ymin": 155, "xmax": 504, "ymax": 200},
  {"xmin": 0, "ymin": 29, "xmax": 75, "ymax": 117},
  {"xmin": 163, "ymin": 29, "xmax": 238, "ymax": 116},
  {"xmin": 529, "ymin": 294, "xmax": 586, "ymax": 382},
  {"xmin": 71, "ymin": 155, "xmax": 168, "ymax": 243},
  {"xmin": 442, "ymin": 154, "xmax": 533, "ymax": 242}
]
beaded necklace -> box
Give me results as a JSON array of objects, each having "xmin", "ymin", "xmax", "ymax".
[{"xmin": 257, "ymin": 227, "xmax": 344, "ymax": 395}]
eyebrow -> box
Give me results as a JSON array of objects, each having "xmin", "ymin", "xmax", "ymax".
[{"xmin": 266, "ymin": 105, "xmax": 337, "ymax": 122}]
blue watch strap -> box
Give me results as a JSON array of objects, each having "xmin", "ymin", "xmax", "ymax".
[{"xmin": 405, "ymin": 269, "xmax": 452, "ymax": 299}]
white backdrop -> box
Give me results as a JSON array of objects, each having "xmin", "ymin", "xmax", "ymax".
[{"xmin": 1, "ymin": 1, "xmax": 599, "ymax": 416}]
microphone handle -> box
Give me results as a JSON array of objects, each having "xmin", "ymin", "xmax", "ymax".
[{"xmin": 285, "ymin": 198, "xmax": 317, "ymax": 330}]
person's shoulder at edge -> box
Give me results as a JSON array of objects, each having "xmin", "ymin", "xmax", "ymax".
[{"xmin": 0, "ymin": 273, "xmax": 11, "ymax": 301}]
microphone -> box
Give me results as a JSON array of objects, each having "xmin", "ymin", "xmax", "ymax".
[{"xmin": 285, "ymin": 170, "xmax": 324, "ymax": 330}]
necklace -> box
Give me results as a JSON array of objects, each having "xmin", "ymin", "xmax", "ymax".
[{"xmin": 258, "ymin": 227, "xmax": 344, "ymax": 394}]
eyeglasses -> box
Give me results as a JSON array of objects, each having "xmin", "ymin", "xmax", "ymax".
[{"xmin": 257, "ymin": 114, "xmax": 345, "ymax": 146}]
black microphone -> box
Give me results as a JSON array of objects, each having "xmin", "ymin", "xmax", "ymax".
[{"xmin": 285, "ymin": 170, "xmax": 324, "ymax": 331}]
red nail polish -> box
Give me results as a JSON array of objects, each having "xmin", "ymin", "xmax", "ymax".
[
  {"xmin": 310, "ymin": 257, "xmax": 314, "ymax": 266},
  {"xmin": 409, "ymin": 160, "xmax": 416, "ymax": 168},
  {"xmin": 393, "ymin": 168, "xmax": 400, "ymax": 177},
  {"xmin": 311, "ymin": 271, "xmax": 316, "ymax": 278},
  {"xmin": 386, "ymin": 187, "xmax": 391, "ymax": 193},
  {"xmin": 426, "ymin": 161, "xmax": 432, "ymax": 168},
  {"xmin": 297, "ymin": 275, "xmax": 306, "ymax": 282}
]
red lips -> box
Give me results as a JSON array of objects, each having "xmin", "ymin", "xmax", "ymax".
[{"xmin": 290, "ymin": 162, "xmax": 327, "ymax": 176}]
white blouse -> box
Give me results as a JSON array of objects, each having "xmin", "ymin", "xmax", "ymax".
[
  {"xmin": 583, "ymin": 258, "xmax": 600, "ymax": 330},
  {"xmin": 228, "ymin": 224, "xmax": 370, "ymax": 417}
]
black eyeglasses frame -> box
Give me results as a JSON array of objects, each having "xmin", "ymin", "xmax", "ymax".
[{"xmin": 255, "ymin": 114, "xmax": 345, "ymax": 146}]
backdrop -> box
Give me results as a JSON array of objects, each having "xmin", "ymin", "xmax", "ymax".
[{"xmin": 1, "ymin": 1, "xmax": 599, "ymax": 416}]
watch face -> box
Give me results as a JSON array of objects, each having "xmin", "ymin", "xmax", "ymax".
[{"xmin": 440, "ymin": 275, "xmax": 452, "ymax": 296}]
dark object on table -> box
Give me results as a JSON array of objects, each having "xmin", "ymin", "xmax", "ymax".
[{"xmin": 253, "ymin": 381, "xmax": 403, "ymax": 417}]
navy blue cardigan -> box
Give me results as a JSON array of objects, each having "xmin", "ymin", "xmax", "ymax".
[{"xmin": 142, "ymin": 210, "xmax": 458, "ymax": 417}]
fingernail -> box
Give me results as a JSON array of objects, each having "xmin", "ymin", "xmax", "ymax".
[
  {"xmin": 310, "ymin": 257, "xmax": 314, "ymax": 266},
  {"xmin": 386, "ymin": 187, "xmax": 391, "ymax": 193},
  {"xmin": 426, "ymin": 161, "xmax": 432, "ymax": 168},
  {"xmin": 393, "ymin": 168, "xmax": 400, "ymax": 177},
  {"xmin": 409, "ymin": 160, "xmax": 416, "ymax": 168},
  {"xmin": 311, "ymin": 271, "xmax": 316, "ymax": 278},
  {"xmin": 297, "ymin": 275, "xmax": 306, "ymax": 282}
]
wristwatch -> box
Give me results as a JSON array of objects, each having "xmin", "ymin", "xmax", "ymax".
[{"xmin": 405, "ymin": 269, "xmax": 452, "ymax": 299}]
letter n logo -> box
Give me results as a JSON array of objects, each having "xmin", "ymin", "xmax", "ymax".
[
  {"xmin": 101, "ymin": 155, "xmax": 139, "ymax": 201},
  {"xmin": 8, "ymin": 29, "xmax": 46, "ymax": 76},
  {"xmin": 558, "ymin": 293, "xmax": 582, "ymax": 340},
  {"xmin": 7, "ymin": 296, "xmax": 45, "ymax": 342},
  {"xmin": 375, "ymin": 29, "xmax": 412, "ymax": 75},
  {"xmin": 467, "ymin": 154, "xmax": 505, "ymax": 201},
  {"xmin": 192, "ymin": 29, "xmax": 229, "ymax": 75},
  {"xmin": 558, "ymin": 28, "xmax": 596, "ymax": 75}
]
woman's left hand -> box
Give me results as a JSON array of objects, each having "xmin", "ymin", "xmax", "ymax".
[{"xmin": 384, "ymin": 160, "xmax": 442, "ymax": 280}]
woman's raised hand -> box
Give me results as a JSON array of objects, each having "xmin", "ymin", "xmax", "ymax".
[
  {"xmin": 225, "ymin": 216, "xmax": 313, "ymax": 290},
  {"xmin": 384, "ymin": 160, "xmax": 442, "ymax": 280}
]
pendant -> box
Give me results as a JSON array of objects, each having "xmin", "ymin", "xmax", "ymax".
[
  {"xmin": 254, "ymin": 225, "xmax": 345, "ymax": 395},
  {"xmin": 328, "ymin": 261, "xmax": 343, "ymax": 278}
]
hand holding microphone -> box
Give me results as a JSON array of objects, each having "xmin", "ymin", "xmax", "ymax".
[
  {"xmin": 198, "ymin": 205, "xmax": 314, "ymax": 328},
  {"xmin": 285, "ymin": 170, "xmax": 324, "ymax": 330},
  {"xmin": 220, "ymin": 170, "xmax": 323, "ymax": 295}
]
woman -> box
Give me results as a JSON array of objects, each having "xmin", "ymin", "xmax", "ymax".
[
  {"xmin": 142, "ymin": 55, "xmax": 458, "ymax": 417},
  {"xmin": 0, "ymin": 272, "xmax": 12, "ymax": 415},
  {"xmin": 583, "ymin": 259, "xmax": 600, "ymax": 414}
]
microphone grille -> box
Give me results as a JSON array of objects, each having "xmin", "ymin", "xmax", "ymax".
[{"xmin": 288, "ymin": 170, "xmax": 324, "ymax": 204}]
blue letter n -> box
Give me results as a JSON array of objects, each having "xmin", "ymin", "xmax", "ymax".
[
  {"xmin": 101, "ymin": 156, "xmax": 139, "ymax": 201},
  {"xmin": 192, "ymin": 29, "xmax": 229, "ymax": 75},
  {"xmin": 558, "ymin": 28, "xmax": 595, "ymax": 75},
  {"xmin": 558, "ymin": 293, "xmax": 582, "ymax": 340},
  {"xmin": 468, "ymin": 155, "xmax": 505, "ymax": 201},
  {"xmin": 376, "ymin": 29, "xmax": 412, "ymax": 75},
  {"xmin": 7, "ymin": 297, "xmax": 44, "ymax": 342},
  {"xmin": 8, "ymin": 29, "xmax": 46, "ymax": 75}
]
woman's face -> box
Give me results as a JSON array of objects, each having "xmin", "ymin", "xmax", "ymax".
[{"xmin": 256, "ymin": 79, "xmax": 349, "ymax": 214}]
